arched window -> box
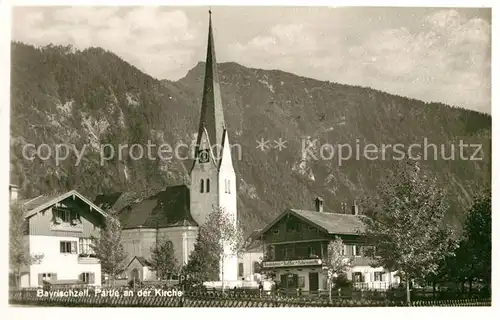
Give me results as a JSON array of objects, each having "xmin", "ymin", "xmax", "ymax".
[
  {"xmin": 200, "ymin": 179, "xmax": 204, "ymax": 193},
  {"xmin": 206, "ymin": 179, "xmax": 210, "ymax": 192},
  {"xmin": 238, "ymin": 262, "xmax": 244, "ymax": 277}
]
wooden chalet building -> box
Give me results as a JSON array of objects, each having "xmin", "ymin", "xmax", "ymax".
[{"xmin": 260, "ymin": 197, "xmax": 400, "ymax": 293}]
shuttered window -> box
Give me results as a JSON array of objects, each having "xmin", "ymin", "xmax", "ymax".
[
  {"xmin": 38, "ymin": 273, "xmax": 57, "ymax": 285},
  {"xmin": 80, "ymin": 272, "xmax": 95, "ymax": 284}
]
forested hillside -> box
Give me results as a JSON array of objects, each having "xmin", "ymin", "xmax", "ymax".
[{"xmin": 10, "ymin": 42, "xmax": 491, "ymax": 234}]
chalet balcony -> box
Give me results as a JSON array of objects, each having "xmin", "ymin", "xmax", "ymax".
[{"xmin": 78, "ymin": 254, "xmax": 99, "ymax": 264}]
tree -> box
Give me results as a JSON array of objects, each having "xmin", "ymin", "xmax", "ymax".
[
  {"xmin": 9, "ymin": 202, "xmax": 44, "ymax": 289},
  {"xmin": 454, "ymin": 189, "xmax": 491, "ymax": 294},
  {"xmin": 91, "ymin": 214, "xmax": 128, "ymax": 286},
  {"xmin": 362, "ymin": 160, "xmax": 457, "ymax": 305},
  {"xmin": 149, "ymin": 238, "xmax": 178, "ymax": 280},
  {"xmin": 257, "ymin": 245, "xmax": 276, "ymax": 280},
  {"xmin": 324, "ymin": 236, "xmax": 353, "ymax": 303},
  {"xmin": 184, "ymin": 206, "xmax": 245, "ymax": 293}
]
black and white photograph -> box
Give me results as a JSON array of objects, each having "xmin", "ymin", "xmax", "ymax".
[{"xmin": 3, "ymin": 2, "xmax": 494, "ymax": 312}]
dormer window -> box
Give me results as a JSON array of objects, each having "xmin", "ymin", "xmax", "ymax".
[
  {"xmin": 53, "ymin": 208, "xmax": 80, "ymax": 224},
  {"xmin": 51, "ymin": 207, "xmax": 82, "ymax": 231}
]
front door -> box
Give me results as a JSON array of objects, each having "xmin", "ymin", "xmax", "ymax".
[{"xmin": 309, "ymin": 272, "xmax": 319, "ymax": 292}]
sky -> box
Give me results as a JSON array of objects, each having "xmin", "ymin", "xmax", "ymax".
[{"xmin": 11, "ymin": 6, "xmax": 491, "ymax": 113}]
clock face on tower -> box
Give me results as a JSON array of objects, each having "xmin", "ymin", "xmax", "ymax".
[{"xmin": 198, "ymin": 149, "xmax": 210, "ymax": 163}]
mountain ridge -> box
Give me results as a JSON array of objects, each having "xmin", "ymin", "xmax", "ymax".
[{"xmin": 10, "ymin": 42, "xmax": 491, "ymax": 234}]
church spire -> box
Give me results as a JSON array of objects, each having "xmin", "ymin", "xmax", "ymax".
[{"xmin": 195, "ymin": 10, "xmax": 225, "ymax": 159}]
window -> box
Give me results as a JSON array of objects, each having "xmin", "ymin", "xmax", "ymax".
[
  {"xmin": 60, "ymin": 241, "xmax": 77, "ymax": 254},
  {"xmin": 353, "ymin": 272, "xmax": 364, "ymax": 282},
  {"xmin": 79, "ymin": 238, "xmax": 95, "ymax": 256},
  {"xmin": 227, "ymin": 180, "xmax": 231, "ymax": 194},
  {"xmin": 200, "ymin": 179, "xmax": 204, "ymax": 193},
  {"xmin": 353, "ymin": 245, "xmax": 361, "ymax": 257},
  {"xmin": 38, "ymin": 273, "xmax": 56, "ymax": 285},
  {"xmin": 341, "ymin": 245, "xmax": 347, "ymax": 256},
  {"xmin": 53, "ymin": 208, "xmax": 80, "ymax": 224},
  {"xmin": 80, "ymin": 272, "xmax": 95, "ymax": 284},
  {"xmin": 284, "ymin": 247, "xmax": 292, "ymax": 259},
  {"xmin": 374, "ymin": 272, "xmax": 385, "ymax": 282},
  {"xmin": 286, "ymin": 220, "xmax": 298, "ymax": 233},
  {"xmin": 238, "ymin": 263, "xmax": 244, "ymax": 277},
  {"xmin": 206, "ymin": 179, "xmax": 210, "ymax": 193},
  {"xmin": 308, "ymin": 246, "xmax": 318, "ymax": 257},
  {"xmin": 298, "ymin": 276, "xmax": 305, "ymax": 288}
]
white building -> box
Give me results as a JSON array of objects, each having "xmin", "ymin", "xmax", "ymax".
[
  {"xmin": 10, "ymin": 186, "xmax": 106, "ymax": 288},
  {"xmin": 238, "ymin": 229, "xmax": 264, "ymax": 282}
]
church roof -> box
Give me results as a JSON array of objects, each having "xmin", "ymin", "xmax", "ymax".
[
  {"xmin": 194, "ymin": 11, "xmax": 226, "ymax": 161},
  {"xmin": 94, "ymin": 185, "xmax": 197, "ymax": 229}
]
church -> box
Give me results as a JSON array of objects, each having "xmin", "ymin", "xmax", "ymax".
[{"xmin": 94, "ymin": 11, "xmax": 239, "ymax": 283}]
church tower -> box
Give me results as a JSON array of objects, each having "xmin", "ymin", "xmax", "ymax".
[{"xmin": 190, "ymin": 11, "xmax": 238, "ymax": 281}]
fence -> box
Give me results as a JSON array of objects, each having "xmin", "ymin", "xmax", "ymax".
[{"xmin": 8, "ymin": 290, "xmax": 491, "ymax": 307}]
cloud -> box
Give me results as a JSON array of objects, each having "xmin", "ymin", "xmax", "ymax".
[
  {"xmin": 12, "ymin": 7, "xmax": 201, "ymax": 80},
  {"xmin": 226, "ymin": 9, "xmax": 491, "ymax": 113},
  {"xmin": 11, "ymin": 7, "xmax": 490, "ymax": 113}
]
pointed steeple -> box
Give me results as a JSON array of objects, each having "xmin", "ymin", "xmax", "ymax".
[{"xmin": 195, "ymin": 10, "xmax": 226, "ymax": 160}]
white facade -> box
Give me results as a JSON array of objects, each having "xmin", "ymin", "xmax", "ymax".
[
  {"xmin": 348, "ymin": 265, "xmax": 400, "ymax": 290},
  {"xmin": 190, "ymin": 128, "xmax": 220, "ymax": 227},
  {"xmin": 190, "ymin": 131, "xmax": 239, "ymax": 281},
  {"xmin": 25, "ymin": 235, "xmax": 101, "ymax": 288},
  {"xmin": 158, "ymin": 226, "xmax": 198, "ymax": 266},
  {"xmin": 127, "ymin": 258, "xmax": 156, "ymax": 282},
  {"xmin": 273, "ymin": 265, "xmax": 400, "ymax": 293}
]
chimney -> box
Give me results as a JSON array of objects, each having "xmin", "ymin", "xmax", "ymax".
[
  {"xmin": 9, "ymin": 184, "xmax": 18, "ymax": 202},
  {"xmin": 351, "ymin": 199, "xmax": 359, "ymax": 215},
  {"xmin": 314, "ymin": 197, "xmax": 324, "ymax": 212}
]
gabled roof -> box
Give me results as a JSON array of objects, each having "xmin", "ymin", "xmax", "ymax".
[
  {"xmin": 127, "ymin": 256, "xmax": 151, "ymax": 268},
  {"xmin": 22, "ymin": 190, "xmax": 107, "ymax": 219},
  {"xmin": 95, "ymin": 185, "xmax": 197, "ymax": 229},
  {"xmin": 260, "ymin": 208, "xmax": 366, "ymax": 237}
]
